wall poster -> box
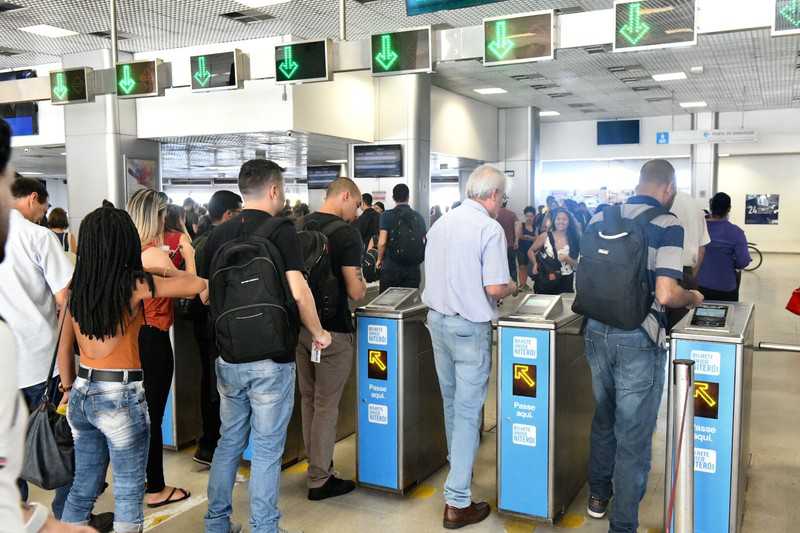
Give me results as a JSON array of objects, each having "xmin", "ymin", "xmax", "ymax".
[
  {"xmin": 745, "ymin": 194, "xmax": 779, "ymax": 225},
  {"xmin": 125, "ymin": 157, "xmax": 158, "ymax": 200}
]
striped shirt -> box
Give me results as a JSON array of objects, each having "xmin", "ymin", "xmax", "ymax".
[{"xmin": 585, "ymin": 195, "xmax": 684, "ymax": 345}]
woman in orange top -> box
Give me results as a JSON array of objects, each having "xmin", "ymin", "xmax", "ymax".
[
  {"xmin": 127, "ymin": 189, "xmax": 194, "ymax": 507},
  {"xmin": 56, "ymin": 207, "xmax": 206, "ymax": 531},
  {"xmin": 164, "ymin": 204, "xmax": 196, "ymax": 274}
]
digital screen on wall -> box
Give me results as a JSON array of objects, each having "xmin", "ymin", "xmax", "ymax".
[
  {"xmin": 190, "ymin": 51, "xmax": 239, "ymax": 91},
  {"xmin": 50, "ymin": 68, "xmax": 93, "ymax": 105},
  {"xmin": 613, "ymin": 0, "xmax": 696, "ymax": 52},
  {"xmin": 353, "ymin": 145, "xmax": 404, "ymax": 178},
  {"xmin": 371, "ymin": 28, "xmax": 431, "ymax": 76},
  {"xmin": 597, "ymin": 120, "xmax": 641, "ymax": 145},
  {"xmin": 483, "ymin": 11, "xmax": 554, "ymax": 66},
  {"xmin": 275, "ymin": 40, "xmax": 329, "ymax": 84},
  {"xmin": 307, "ymin": 165, "xmax": 340, "ymax": 190},
  {"xmin": 773, "ymin": 0, "xmax": 800, "ymax": 36},
  {"xmin": 0, "ymin": 70, "xmax": 39, "ymax": 136},
  {"xmin": 406, "ymin": 0, "xmax": 502, "ymax": 15}
]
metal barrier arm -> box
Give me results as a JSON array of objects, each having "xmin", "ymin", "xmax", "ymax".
[{"xmin": 757, "ymin": 342, "xmax": 800, "ymax": 353}]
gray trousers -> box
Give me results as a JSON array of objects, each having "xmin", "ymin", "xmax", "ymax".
[{"xmin": 295, "ymin": 327, "xmax": 355, "ymax": 488}]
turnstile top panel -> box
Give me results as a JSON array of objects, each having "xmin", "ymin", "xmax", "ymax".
[
  {"xmin": 671, "ymin": 301, "xmax": 754, "ymax": 344},
  {"xmin": 356, "ymin": 287, "xmax": 426, "ymax": 319},
  {"xmin": 497, "ymin": 294, "xmax": 580, "ymax": 330}
]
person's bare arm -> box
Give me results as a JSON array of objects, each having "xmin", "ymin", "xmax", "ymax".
[
  {"xmin": 342, "ymin": 266, "xmax": 367, "ymax": 301},
  {"xmin": 485, "ymin": 281, "xmax": 517, "ymax": 300},
  {"xmin": 531, "ymin": 233, "xmax": 547, "ymax": 253},
  {"xmin": 69, "ymin": 233, "xmax": 78, "ymax": 255},
  {"xmin": 179, "ymin": 233, "xmax": 197, "ymax": 275},
  {"xmin": 285, "ymin": 271, "xmax": 331, "ymax": 349},
  {"xmin": 54, "ymin": 286, "xmax": 68, "ymax": 313},
  {"xmin": 376, "ymin": 229, "xmax": 389, "ymax": 268},
  {"xmin": 693, "ymin": 245, "xmax": 706, "ymax": 280},
  {"xmin": 56, "ymin": 309, "xmax": 77, "ymax": 394},
  {"xmin": 655, "ymin": 276, "xmax": 704, "ymax": 309}
]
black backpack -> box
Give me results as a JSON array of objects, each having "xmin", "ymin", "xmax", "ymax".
[
  {"xmin": 208, "ymin": 217, "xmax": 299, "ymax": 364},
  {"xmin": 298, "ymin": 217, "xmax": 350, "ymax": 323},
  {"xmin": 572, "ymin": 204, "xmax": 667, "ymax": 331},
  {"xmin": 387, "ymin": 209, "xmax": 426, "ymax": 266}
]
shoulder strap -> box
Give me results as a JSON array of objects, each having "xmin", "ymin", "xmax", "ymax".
[
  {"xmin": 42, "ymin": 300, "xmax": 69, "ymax": 405},
  {"xmin": 547, "ymin": 231, "xmax": 558, "ymax": 258},
  {"xmin": 320, "ymin": 219, "xmax": 350, "ymax": 238},
  {"xmin": 634, "ymin": 204, "xmax": 669, "ymax": 226}
]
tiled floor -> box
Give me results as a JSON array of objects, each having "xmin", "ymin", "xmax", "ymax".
[{"xmin": 31, "ymin": 254, "xmax": 800, "ymax": 532}]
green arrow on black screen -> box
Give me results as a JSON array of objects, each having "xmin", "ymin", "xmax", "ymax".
[
  {"xmin": 487, "ymin": 19, "xmax": 514, "ymax": 60},
  {"xmin": 374, "ymin": 34, "xmax": 399, "ymax": 71},
  {"xmin": 118, "ymin": 64, "xmax": 136, "ymax": 95},
  {"xmin": 780, "ymin": 0, "xmax": 800, "ymax": 27},
  {"xmin": 278, "ymin": 46, "xmax": 300, "ymax": 79},
  {"xmin": 52, "ymin": 72, "xmax": 68, "ymax": 100},
  {"xmin": 193, "ymin": 56, "xmax": 212, "ymax": 86},
  {"xmin": 619, "ymin": 2, "xmax": 651, "ymax": 46}
]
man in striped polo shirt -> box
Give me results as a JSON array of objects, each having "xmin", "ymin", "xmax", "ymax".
[{"xmin": 583, "ymin": 160, "xmax": 704, "ymax": 533}]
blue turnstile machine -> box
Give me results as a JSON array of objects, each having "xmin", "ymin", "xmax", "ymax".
[
  {"xmin": 355, "ymin": 288, "xmax": 447, "ymax": 493},
  {"xmin": 497, "ymin": 294, "xmax": 593, "ymax": 522},
  {"xmin": 666, "ymin": 302, "xmax": 755, "ymax": 533}
]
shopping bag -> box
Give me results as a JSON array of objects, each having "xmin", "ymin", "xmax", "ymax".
[{"xmin": 787, "ymin": 288, "xmax": 800, "ymax": 316}]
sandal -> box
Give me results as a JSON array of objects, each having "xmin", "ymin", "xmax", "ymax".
[{"xmin": 146, "ymin": 487, "xmax": 191, "ymax": 508}]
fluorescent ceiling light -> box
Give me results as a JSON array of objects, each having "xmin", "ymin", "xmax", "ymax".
[
  {"xmin": 652, "ymin": 72, "xmax": 687, "ymax": 82},
  {"xmin": 18, "ymin": 171, "xmax": 43, "ymax": 175},
  {"xmin": 719, "ymin": 153, "xmax": 731, "ymax": 157},
  {"xmin": 679, "ymin": 101, "xmax": 707, "ymax": 108},
  {"xmin": 60, "ymin": 152, "xmax": 67, "ymax": 156},
  {"xmin": 326, "ymin": 159, "xmax": 347, "ymax": 164},
  {"xmin": 237, "ymin": 0, "xmax": 292, "ymax": 7},
  {"xmin": 539, "ymin": 110, "xmax": 560, "ymax": 117},
  {"xmin": 18, "ymin": 24, "xmax": 78, "ymax": 38},
  {"xmin": 474, "ymin": 88, "xmax": 507, "ymax": 95}
]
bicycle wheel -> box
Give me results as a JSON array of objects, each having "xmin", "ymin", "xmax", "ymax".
[{"xmin": 744, "ymin": 245, "xmax": 763, "ymax": 272}]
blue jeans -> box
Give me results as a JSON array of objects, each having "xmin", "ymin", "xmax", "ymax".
[
  {"xmin": 205, "ymin": 358, "xmax": 295, "ymax": 533},
  {"xmin": 584, "ymin": 319, "xmax": 667, "ymax": 533},
  {"xmin": 19, "ymin": 379, "xmax": 71, "ymax": 519},
  {"xmin": 428, "ymin": 310, "xmax": 492, "ymax": 509},
  {"xmin": 62, "ymin": 377, "xmax": 150, "ymax": 533}
]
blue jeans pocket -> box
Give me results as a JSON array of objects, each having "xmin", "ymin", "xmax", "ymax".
[{"xmin": 615, "ymin": 345, "xmax": 656, "ymax": 393}]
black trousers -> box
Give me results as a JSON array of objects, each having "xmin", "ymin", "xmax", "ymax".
[
  {"xmin": 192, "ymin": 309, "xmax": 221, "ymax": 455},
  {"xmin": 507, "ymin": 248, "xmax": 518, "ymax": 283},
  {"xmin": 379, "ymin": 267, "xmax": 421, "ymax": 294},
  {"xmin": 139, "ymin": 325, "xmax": 174, "ymax": 494},
  {"xmin": 699, "ymin": 286, "xmax": 739, "ymax": 302}
]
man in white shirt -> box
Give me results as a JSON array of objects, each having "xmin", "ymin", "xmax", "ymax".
[{"xmin": 667, "ymin": 191, "xmax": 711, "ymax": 328}]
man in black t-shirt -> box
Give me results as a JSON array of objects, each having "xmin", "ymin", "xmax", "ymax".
[
  {"xmin": 355, "ymin": 192, "xmax": 380, "ymax": 250},
  {"xmin": 376, "ymin": 184, "xmax": 427, "ymax": 293},
  {"xmin": 298, "ymin": 178, "xmax": 367, "ymax": 501},
  {"xmin": 199, "ymin": 160, "xmax": 331, "ymax": 533}
]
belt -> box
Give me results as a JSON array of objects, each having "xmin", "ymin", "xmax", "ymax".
[{"xmin": 78, "ymin": 367, "xmax": 144, "ymax": 383}]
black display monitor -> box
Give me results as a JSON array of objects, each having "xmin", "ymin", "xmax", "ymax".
[
  {"xmin": 353, "ymin": 144, "xmax": 403, "ymax": 178},
  {"xmin": 307, "ymin": 165, "xmax": 340, "ymax": 190},
  {"xmin": 0, "ymin": 69, "xmax": 39, "ymax": 136},
  {"xmin": 597, "ymin": 120, "xmax": 640, "ymax": 145}
]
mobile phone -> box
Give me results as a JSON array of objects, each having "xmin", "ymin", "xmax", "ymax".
[{"xmin": 311, "ymin": 346, "xmax": 321, "ymax": 364}]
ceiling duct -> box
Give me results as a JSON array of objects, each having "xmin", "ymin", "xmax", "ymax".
[{"xmin": 0, "ymin": 2, "xmax": 25, "ymax": 13}]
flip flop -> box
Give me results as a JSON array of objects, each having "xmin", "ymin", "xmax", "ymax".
[{"xmin": 146, "ymin": 487, "xmax": 191, "ymax": 508}]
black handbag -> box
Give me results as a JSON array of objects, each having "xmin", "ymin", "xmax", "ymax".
[
  {"xmin": 21, "ymin": 310, "xmax": 75, "ymax": 490},
  {"xmin": 534, "ymin": 233, "xmax": 564, "ymax": 295}
]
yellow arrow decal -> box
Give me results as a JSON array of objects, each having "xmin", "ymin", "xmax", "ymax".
[
  {"xmin": 695, "ymin": 382, "xmax": 717, "ymax": 408},
  {"xmin": 514, "ymin": 365, "xmax": 535, "ymax": 388},
  {"xmin": 369, "ymin": 350, "xmax": 387, "ymax": 372}
]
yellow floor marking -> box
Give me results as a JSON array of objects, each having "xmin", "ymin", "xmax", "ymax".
[
  {"xmin": 285, "ymin": 461, "xmax": 309, "ymax": 474},
  {"xmin": 143, "ymin": 494, "xmax": 208, "ymax": 531},
  {"xmin": 557, "ymin": 513, "xmax": 585, "ymax": 528},
  {"xmin": 504, "ymin": 518, "xmax": 537, "ymax": 532},
  {"xmin": 408, "ymin": 483, "xmax": 437, "ymax": 499}
]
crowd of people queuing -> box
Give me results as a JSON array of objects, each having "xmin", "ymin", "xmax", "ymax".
[{"xmin": 0, "ymin": 111, "xmax": 755, "ymax": 533}]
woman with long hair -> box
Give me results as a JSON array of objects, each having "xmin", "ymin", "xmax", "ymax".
[
  {"xmin": 163, "ymin": 204, "xmax": 196, "ymax": 274},
  {"xmin": 56, "ymin": 207, "xmax": 205, "ymax": 531},
  {"xmin": 516, "ymin": 206, "xmax": 537, "ymax": 289},
  {"xmin": 127, "ymin": 189, "xmax": 193, "ymax": 508},
  {"xmin": 528, "ymin": 208, "xmax": 580, "ymax": 294},
  {"xmin": 47, "ymin": 207, "xmax": 77, "ymax": 254}
]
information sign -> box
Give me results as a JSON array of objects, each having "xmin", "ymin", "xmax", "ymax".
[
  {"xmin": 483, "ymin": 11, "xmax": 554, "ymax": 66},
  {"xmin": 370, "ymin": 27, "xmax": 431, "ymax": 76},
  {"xmin": 49, "ymin": 68, "xmax": 94, "ymax": 105},
  {"xmin": 406, "ymin": 0, "xmax": 502, "ymax": 16},
  {"xmin": 613, "ymin": 0, "xmax": 696, "ymax": 52},
  {"xmin": 274, "ymin": 40, "xmax": 330, "ymax": 84},
  {"xmin": 115, "ymin": 60, "xmax": 162, "ymax": 98},
  {"xmin": 190, "ymin": 50, "xmax": 245, "ymax": 92},
  {"xmin": 772, "ymin": 0, "xmax": 800, "ymax": 36}
]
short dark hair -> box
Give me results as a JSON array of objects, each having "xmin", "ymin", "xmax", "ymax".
[
  {"xmin": 710, "ymin": 192, "xmax": 732, "ymax": 218},
  {"xmin": 238, "ymin": 159, "xmax": 284, "ymax": 197},
  {"xmin": 374, "ymin": 201, "xmax": 385, "ymax": 211},
  {"xmin": 523, "ymin": 206, "xmax": 535, "ymax": 215},
  {"xmin": 183, "ymin": 197, "xmax": 195, "ymax": 207},
  {"xmin": 48, "ymin": 207, "xmax": 69, "ymax": 229},
  {"xmin": 640, "ymin": 159, "xmax": 676, "ymax": 186},
  {"xmin": 362, "ymin": 193, "xmax": 373, "ymax": 206},
  {"xmin": 11, "ymin": 176, "xmax": 49, "ymax": 203},
  {"xmin": 208, "ymin": 190, "xmax": 243, "ymax": 222},
  {"xmin": 392, "ymin": 183, "xmax": 410, "ymax": 203},
  {"xmin": 0, "ymin": 119, "xmax": 10, "ymax": 173}
]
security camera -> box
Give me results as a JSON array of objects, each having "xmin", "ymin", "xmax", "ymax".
[{"xmin": 287, "ymin": 131, "xmax": 293, "ymax": 137}]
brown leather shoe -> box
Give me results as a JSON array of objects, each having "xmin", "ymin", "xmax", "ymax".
[{"xmin": 443, "ymin": 501, "xmax": 491, "ymax": 529}]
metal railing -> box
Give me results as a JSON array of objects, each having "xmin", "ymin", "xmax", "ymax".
[
  {"xmin": 758, "ymin": 341, "xmax": 800, "ymax": 353},
  {"xmin": 667, "ymin": 359, "xmax": 695, "ymax": 533}
]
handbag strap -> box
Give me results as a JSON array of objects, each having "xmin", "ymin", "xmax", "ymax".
[{"xmin": 42, "ymin": 300, "xmax": 69, "ymax": 405}]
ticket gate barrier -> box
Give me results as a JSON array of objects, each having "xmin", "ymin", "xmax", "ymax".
[
  {"xmin": 355, "ymin": 288, "xmax": 447, "ymax": 493},
  {"xmin": 497, "ymin": 294, "xmax": 593, "ymax": 522},
  {"xmin": 666, "ymin": 302, "xmax": 755, "ymax": 533}
]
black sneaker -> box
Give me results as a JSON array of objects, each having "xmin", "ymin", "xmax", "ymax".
[
  {"xmin": 89, "ymin": 512, "xmax": 114, "ymax": 533},
  {"xmin": 587, "ymin": 494, "xmax": 611, "ymax": 519},
  {"xmin": 193, "ymin": 448, "xmax": 214, "ymax": 467},
  {"xmin": 307, "ymin": 476, "xmax": 356, "ymax": 501}
]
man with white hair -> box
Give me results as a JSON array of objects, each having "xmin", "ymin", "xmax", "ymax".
[{"xmin": 422, "ymin": 164, "xmax": 517, "ymax": 529}]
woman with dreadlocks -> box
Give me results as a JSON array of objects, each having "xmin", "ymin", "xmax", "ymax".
[
  {"xmin": 126, "ymin": 189, "xmax": 195, "ymax": 508},
  {"xmin": 56, "ymin": 207, "xmax": 206, "ymax": 531}
]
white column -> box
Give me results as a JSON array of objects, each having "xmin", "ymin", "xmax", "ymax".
[
  {"xmin": 690, "ymin": 111, "xmax": 718, "ymax": 202},
  {"xmin": 497, "ymin": 107, "xmax": 541, "ymax": 214}
]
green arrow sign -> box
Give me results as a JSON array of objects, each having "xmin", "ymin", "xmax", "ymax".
[
  {"xmin": 117, "ymin": 64, "xmax": 136, "ymax": 95},
  {"xmin": 193, "ymin": 56, "xmax": 212, "ymax": 87},
  {"xmin": 52, "ymin": 72, "xmax": 68, "ymax": 100},
  {"xmin": 278, "ymin": 46, "xmax": 299, "ymax": 79},
  {"xmin": 487, "ymin": 19, "xmax": 514, "ymax": 59},
  {"xmin": 374, "ymin": 34, "xmax": 400, "ymax": 71},
  {"xmin": 619, "ymin": 2, "xmax": 651, "ymax": 46},
  {"xmin": 780, "ymin": 0, "xmax": 800, "ymax": 27}
]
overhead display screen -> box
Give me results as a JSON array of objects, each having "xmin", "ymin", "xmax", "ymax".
[
  {"xmin": 307, "ymin": 165, "xmax": 340, "ymax": 190},
  {"xmin": 371, "ymin": 28, "xmax": 431, "ymax": 76},
  {"xmin": 275, "ymin": 40, "xmax": 329, "ymax": 84},
  {"xmin": 613, "ymin": 0, "xmax": 696, "ymax": 52},
  {"xmin": 50, "ymin": 68, "xmax": 93, "ymax": 105},
  {"xmin": 512, "ymin": 364, "xmax": 537, "ymax": 398},
  {"xmin": 773, "ymin": 0, "xmax": 800, "ymax": 36},
  {"xmin": 406, "ymin": 0, "xmax": 502, "ymax": 16},
  {"xmin": 483, "ymin": 11, "xmax": 554, "ymax": 66},
  {"xmin": 353, "ymin": 144, "xmax": 403, "ymax": 178},
  {"xmin": 597, "ymin": 120, "xmax": 641, "ymax": 145},
  {"xmin": 1, "ymin": 70, "xmax": 38, "ymax": 136},
  {"xmin": 116, "ymin": 61, "xmax": 160, "ymax": 98},
  {"xmin": 191, "ymin": 51, "xmax": 241, "ymax": 91}
]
